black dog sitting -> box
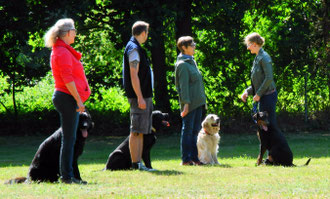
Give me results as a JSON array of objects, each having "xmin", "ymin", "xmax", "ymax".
[
  {"xmin": 105, "ymin": 110, "xmax": 169, "ymax": 171},
  {"xmin": 253, "ymin": 111, "xmax": 310, "ymax": 166},
  {"xmin": 5, "ymin": 111, "xmax": 94, "ymax": 184}
]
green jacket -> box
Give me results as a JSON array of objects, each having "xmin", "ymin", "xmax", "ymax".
[
  {"xmin": 175, "ymin": 54, "xmax": 206, "ymax": 113},
  {"xmin": 246, "ymin": 48, "xmax": 276, "ymax": 97}
]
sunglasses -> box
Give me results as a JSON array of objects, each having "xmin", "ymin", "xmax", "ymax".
[
  {"xmin": 190, "ymin": 42, "xmax": 196, "ymax": 47},
  {"xmin": 70, "ymin": 28, "xmax": 77, "ymax": 34}
]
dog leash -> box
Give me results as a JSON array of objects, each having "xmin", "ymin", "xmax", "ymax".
[{"xmin": 251, "ymin": 102, "xmax": 259, "ymax": 124}]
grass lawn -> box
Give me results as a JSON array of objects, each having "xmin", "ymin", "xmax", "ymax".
[{"xmin": 0, "ymin": 132, "xmax": 329, "ymax": 198}]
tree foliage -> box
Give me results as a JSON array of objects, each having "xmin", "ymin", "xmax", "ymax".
[
  {"xmin": 0, "ymin": 0, "xmax": 95, "ymax": 118},
  {"xmin": 0, "ymin": 0, "xmax": 328, "ymax": 123}
]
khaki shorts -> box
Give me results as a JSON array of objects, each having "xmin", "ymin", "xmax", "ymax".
[{"xmin": 128, "ymin": 98, "xmax": 153, "ymax": 135}]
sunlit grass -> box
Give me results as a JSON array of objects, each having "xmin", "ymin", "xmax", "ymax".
[{"xmin": 0, "ymin": 133, "xmax": 329, "ymax": 198}]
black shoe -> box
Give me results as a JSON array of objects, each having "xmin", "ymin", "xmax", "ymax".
[
  {"xmin": 61, "ymin": 177, "xmax": 87, "ymax": 185},
  {"xmin": 181, "ymin": 161, "xmax": 194, "ymax": 166}
]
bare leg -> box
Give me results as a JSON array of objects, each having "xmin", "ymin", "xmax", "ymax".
[{"xmin": 129, "ymin": 132, "xmax": 143, "ymax": 163}]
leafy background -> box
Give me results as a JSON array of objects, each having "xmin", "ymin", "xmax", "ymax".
[{"xmin": 0, "ymin": 0, "xmax": 328, "ymax": 135}]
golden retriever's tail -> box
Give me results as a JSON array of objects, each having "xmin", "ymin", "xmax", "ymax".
[{"xmin": 4, "ymin": 177, "xmax": 27, "ymax": 184}]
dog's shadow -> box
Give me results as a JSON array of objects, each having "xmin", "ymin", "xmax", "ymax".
[
  {"xmin": 203, "ymin": 163, "xmax": 232, "ymax": 168},
  {"xmin": 151, "ymin": 170, "xmax": 184, "ymax": 176}
]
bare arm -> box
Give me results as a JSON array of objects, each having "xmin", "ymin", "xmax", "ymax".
[
  {"xmin": 130, "ymin": 60, "xmax": 146, "ymax": 109},
  {"xmin": 65, "ymin": 81, "xmax": 85, "ymax": 113}
]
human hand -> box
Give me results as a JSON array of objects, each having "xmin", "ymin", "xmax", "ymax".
[
  {"xmin": 253, "ymin": 94, "xmax": 260, "ymax": 102},
  {"xmin": 138, "ymin": 97, "xmax": 146, "ymax": 110},
  {"xmin": 181, "ymin": 104, "xmax": 189, "ymax": 118},
  {"xmin": 241, "ymin": 92, "xmax": 248, "ymax": 102},
  {"xmin": 76, "ymin": 101, "xmax": 85, "ymax": 113}
]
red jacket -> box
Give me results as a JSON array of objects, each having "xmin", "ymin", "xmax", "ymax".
[{"xmin": 51, "ymin": 39, "xmax": 91, "ymax": 102}]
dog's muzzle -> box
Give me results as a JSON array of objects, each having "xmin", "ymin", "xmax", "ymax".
[{"xmin": 211, "ymin": 118, "xmax": 220, "ymax": 127}]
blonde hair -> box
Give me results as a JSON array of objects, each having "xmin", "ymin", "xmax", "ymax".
[
  {"xmin": 44, "ymin": 18, "xmax": 75, "ymax": 48},
  {"xmin": 177, "ymin": 36, "xmax": 194, "ymax": 53},
  {"xmin": 244, "ymin": 32, "xmax": 265, "ymax": 46}
]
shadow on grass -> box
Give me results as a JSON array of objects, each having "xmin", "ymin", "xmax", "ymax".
[
  {"xmin": 201, "ymin": 163, "xmax": 232, "ymax": 168},
  {"xmin": 151, "ymin": 170, "xmax": 184, "ymax": 176}
]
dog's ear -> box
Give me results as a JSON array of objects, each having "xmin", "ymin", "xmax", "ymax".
[{"xmin": 202, "ymin": 120, "xmax": 208, "ymax": 128}]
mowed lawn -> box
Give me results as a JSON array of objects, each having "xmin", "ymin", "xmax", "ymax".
[{"xmin": 0, "ymin": 132, "xmax": 329, "ymax": 198}]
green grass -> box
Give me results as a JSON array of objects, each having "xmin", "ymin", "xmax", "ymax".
[{"xmin": 0, "ymin": 133, "xmax": 329, "ymax": 198}]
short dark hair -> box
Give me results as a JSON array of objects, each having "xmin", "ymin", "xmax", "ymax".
[
  {"xmin": 132, "ymin": 21, "xmax": 149, "ymax": 36},
  {"xmin": 177, "ymin": 36, "xmax": 194, "ymax": 53}
]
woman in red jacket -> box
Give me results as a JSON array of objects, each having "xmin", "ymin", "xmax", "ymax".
[{"xmin": 44, "ymin": 18, "xmax": 91, "ymax": 184}]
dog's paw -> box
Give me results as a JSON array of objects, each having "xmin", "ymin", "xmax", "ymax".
[{"xmin": 257, "ymin": 157, "xmax": 263, "ymax": 166}]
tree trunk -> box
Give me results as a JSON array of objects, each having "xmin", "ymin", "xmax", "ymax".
[
  {"xmin": 150, "ymin": 25, "xmax": 171, "ymax": 113},
  {"xmin": 12, "ymin": 72, "xmax": 18, "ymax": 121},
  {"xmin": 175, "ymin": 0, "xmax": 193, "ymax": 41},
  {"xmin": 304, "ymin": 73, "xmax": 308, "ymax": 122},
  {"xmin": 175, "ymin": 0, "xmax": 193, "ymax": 54}
]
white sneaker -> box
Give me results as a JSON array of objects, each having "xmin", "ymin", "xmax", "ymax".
[
  {"xmin": 137, "ymin": 162, "xmax": 151, "ymax": 171},
  {"xmin": 147, "ymin": 168, "xmax": 157, "ymax": 172}
]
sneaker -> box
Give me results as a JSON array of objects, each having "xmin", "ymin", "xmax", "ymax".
[
  {"xmin": 147, "ymin": 168, "xmax": 158, "ymax": 172},
  {"xmin": 181, "ymin": 161, "xmax": 194, "ymax": 166},
  {"xmin": 138, "ymin": 162, "xmax": 151, "ymax": 171},
  {"xmin": 132, "ymin": 161, "xmax": 151, "ymax": 171},
  {"xmin": 61, "ymin": 177, "xmax": 87, "ymax": 185},
  {"xmin": 193, "ymin": 161, "xmax": 205, "ymax": 166}
]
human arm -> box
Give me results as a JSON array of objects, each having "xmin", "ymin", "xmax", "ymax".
[
  {"xmin": 241, "ymin": 85, "xmax": 254, "ymax": 102},
  {"xmin": 130, "ymin": 60, "xmax": 146, "ymax": 109},
  {"xmin": 256, "ymin": 57, "xmax": 274, "ymax": 97},
  {"xmin": 65, "ymin": 82, "xmax": 85, "ymax": 112},
  {"xmin": 176, "ymin": 64, "xmax": 191, "ymax": 116},
  {"xmin": 241, "ymin": 90, "xmax": 249, "ymax": 102}
]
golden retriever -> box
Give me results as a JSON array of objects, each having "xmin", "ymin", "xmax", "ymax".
[{"xmin": 197, "ymin": 114, "xmax": 221, "ymax": 165}]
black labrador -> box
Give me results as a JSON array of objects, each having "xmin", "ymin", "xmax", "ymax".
[
  {"xmin": 5, "ymin": 111, "xmax": 94, "ymax": 184},
  {"xmin": 253, "ymin": 111, "xmax": 310, "ymax": 166},
  {"xmin": 105, "ymin": 110, "xmax": 169, "ymax": 170}
]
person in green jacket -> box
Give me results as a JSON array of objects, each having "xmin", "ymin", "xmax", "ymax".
[
  {"xmin": 175, "ymin": 36, "xmax": 206, "ymax": 166},
  {"xmin": 241, "ymin": 32, "xmax": 278, "ymax": 127}
]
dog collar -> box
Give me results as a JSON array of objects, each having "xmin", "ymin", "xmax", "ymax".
[{"xmin": 203, "ymin": 129, "xmax": 211, "ymax": 135}]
